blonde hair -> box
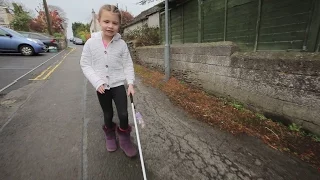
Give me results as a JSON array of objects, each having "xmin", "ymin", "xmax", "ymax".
[{"xmin": 98, "ymin": 4, "xmax": 122, "ymax": 23}]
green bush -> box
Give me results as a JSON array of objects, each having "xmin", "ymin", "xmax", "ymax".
[
  {"xmin": 123, "ymin": 24, "xmax": 160, "ymax": 47},
  {"xmin": 53, "ymin": 33, "xmax": 64, "ymax": 39}
]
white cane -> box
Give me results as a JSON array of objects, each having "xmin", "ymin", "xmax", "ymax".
[{"xmin": 130, "ymin": 94, "xmax": 147, "ymax": 180}]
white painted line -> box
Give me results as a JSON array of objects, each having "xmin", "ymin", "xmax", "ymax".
[
  {"xmin": 0, "ymin": 50, "xmax": 66, "ymax": 93},
  {"xmin": 81, "ymin": 79, "xmax": 88, "ymax": 180},
  {"xmin": 0, "ymin": 68, "xmax": 32, "ymax": 70}
]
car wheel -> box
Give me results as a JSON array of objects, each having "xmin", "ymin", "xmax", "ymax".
[
  {"xmin": 20, "ymin": 45, "xmax": 34, "ymax": 56},
  {"xmin": 44, "ymin": 45, "xmax": 49, "ymax": 52}
]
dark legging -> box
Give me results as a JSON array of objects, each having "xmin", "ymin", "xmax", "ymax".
[{"xmin": 97, "ymin": 85, "xmax": 128, "ymax": 130}]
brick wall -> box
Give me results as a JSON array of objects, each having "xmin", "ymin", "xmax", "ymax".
[{"xmin": 130, "ymin": 42, "xmax": 320, "ymax": 135}]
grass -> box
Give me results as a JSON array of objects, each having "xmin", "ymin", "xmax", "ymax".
[
  {"xmin": 256, "ymin": 113, "xmax": 267, "ymax": 120},
  {"xmin": 134, "ymin": 63, "xmax": 320, "ymax": 170},
  {"xmin": 230, "ymin": 100, "xmax": 244, "ymax": 111},
  {"xmin": 289, "ymin": 123, "xmax": 302, "ymax": 132}
]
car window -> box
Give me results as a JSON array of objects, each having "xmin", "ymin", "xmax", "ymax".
[
  {"xmin": 2, "ymin": 28, "xmax": 24, "ymax": 38},
  {"xmin": 0, "ymin": 29, "xmax": 7, "ymax": 36},
  {"xmin": 30, "ymin": 34, "xmax": 42, "ymax": 39},
  {"xmin": 37, "ymin": 34, "xmax": 50, "ymax": 38},
  {"xmin": 32, "ymin": 33, "xmax": 50, "ymax": 39},
  {"xmin": 19, "ymin": 32, "xmax": 29, "ymax": 37}
]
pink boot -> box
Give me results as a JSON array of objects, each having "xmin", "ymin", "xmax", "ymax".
[
  {"xmin": 117, "ymin": 126, "xmax": 137, "ymax": 157},
  {"xmin": 102, "ymin": 123, "xmax": 117, "ymax": 152}
]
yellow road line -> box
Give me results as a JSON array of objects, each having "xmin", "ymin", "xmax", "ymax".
[
  {"xmin": 41, "ymin": 61, "xmax": 62, "ymax": 80},
  {"xmin": 41, "ymin": 48, "xmax": 76, "ymax": 80},
  {"xmin": 29, "ymin": 48, "xmax": 76, "ymax": 81},
  {"xmin": 29, "ymin": 66, "xmax": 52, "ymax": 80}
]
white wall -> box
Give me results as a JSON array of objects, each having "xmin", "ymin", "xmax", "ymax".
[
  {"xmin": 123, "ymin": 12, "xmax": 160, "ymax": 34},
  {"xmin": 90, "ymin": 21, "xmax": 94, "ymax": 33},
  {"xmin": 0, "ymin": 7, "xmax": 12, "ymax": 27},
  {"xmin": 148, "ymin": 12, "xmax": 160, "ymax": 27},
  {"xmin": 90, "ymin": 19, "xmax": 101, "ymax": 34}
]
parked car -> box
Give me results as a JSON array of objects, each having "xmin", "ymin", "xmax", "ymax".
[
  {"xmin": 0, "ymin": 26, "xmax": 46, "ymax": 56},
  {"xmin": 18, "ymin": 31, "xmax": 58, "ymax": 52},
  {"xmin": 73, "ymin": 37, "xmax": 84, "ymax": 45}
]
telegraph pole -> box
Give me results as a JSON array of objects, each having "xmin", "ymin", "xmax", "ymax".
[
  {"xmin": 164, "ymin": 0, "xmax": 170, "ymax": 81},
  {"xmin": 43, "ymin": 0, "xmax": 52, "ymax": 35}
]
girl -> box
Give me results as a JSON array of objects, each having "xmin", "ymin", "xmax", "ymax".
[{"xmin": 80, "ymin": 4, "xmax": 137, "ymax": 157}]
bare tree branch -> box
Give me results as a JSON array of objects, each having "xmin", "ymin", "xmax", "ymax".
[
  {"xmin": 137, "ymin": 0, "xmax": 162, "ymax": 5},
  {"xmin": 48, "ymin": 5, "xmax": 68, "ymax": 22}
]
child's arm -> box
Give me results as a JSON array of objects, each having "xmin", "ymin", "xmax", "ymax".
[
  {"xmin": 122, "ymin": 44, "xmax": 135, "ymax": 85},
  {"xmin": 80, "ymin": 42, "xmax": 105, "ymax": 90}
]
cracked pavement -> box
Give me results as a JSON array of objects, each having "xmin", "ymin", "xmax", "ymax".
[{"xmin": 0, "ymin": 47, "xmax": 319, "ymax": 180}]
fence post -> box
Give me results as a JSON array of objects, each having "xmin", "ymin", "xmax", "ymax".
[
  {"xmin": 198, "ymin": 0, "xmax": 203, "ymax": 43},
  {"xmin": 182, "ymin": 5, "xmax": 184, "ymax": 44},
  {"xmin": 303, "ymin": 0, "xmax": 316, "ymax": 51},
  {"xmin": 317, "ymin": 26, "xmax": 320, "ymax": 52},
  {"xmin": 254, "ymin": 0, "xmax": 262, "ymax": 52},
  {"xmin": 306, "ymin": 0, "xmax": 320, "ymax": 52},
  {"xmin": 224, "ymin": 0, "xmax": 228, "ymax": 41},
  {"xmin": 164, "ymin": 0, "xmax": 170, "ymax": 81}
]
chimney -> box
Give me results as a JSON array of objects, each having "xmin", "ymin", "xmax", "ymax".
[{"xmin": 92, "ymin": 9, "xmax": 97, "ymax": 32}]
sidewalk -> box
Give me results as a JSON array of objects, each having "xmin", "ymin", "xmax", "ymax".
[{"xmin": 0, "ymin": 47, "xmax": 318, "ymax": 180}]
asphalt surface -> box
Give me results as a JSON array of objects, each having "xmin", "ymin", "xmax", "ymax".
[
  {"xmin": 0, "ymin": 50, "xmax": 66, "ymax": 96},
  {"xmin": 0, "ymin": 46, "xmax": 319, "ymax": 180}
]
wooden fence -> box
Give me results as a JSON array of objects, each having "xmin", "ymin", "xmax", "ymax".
[{"xmin": 160, "ymin": 0, "xmax": 320, "ymax": 52}]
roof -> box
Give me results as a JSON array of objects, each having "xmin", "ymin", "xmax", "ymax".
[{"xmin": 124, "ymin": 2, "xmax": 164, "ymax": 28}]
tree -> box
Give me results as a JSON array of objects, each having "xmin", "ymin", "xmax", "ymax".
[
  {"xmin": 72, "ymin": 22, "xmax": 90, "ymax": 41},
  {"xmin": 72, "ymin": 22, "xmax": 89, "ymax": 36},
  {"xmin": 30, "ymin": 4, "xmax": 65, "ymax": 34},
  {"xmin": 50, "ymin": 10, "xmax": 64, "ymax": 33},
  {"xmin": 10, "ymin": 3, "xmax": 32, "ymax": 31},
  {"xmin": 48, "ymin": 5, "xmax": 68, "ymax": 30},
  {"xmin": 137, "ymin": 0, "xmax": 161, "ymax": 5},
  {"xmin": 29, "ymin": 9, "xmax": 45, "ymax": 32},
  {"xmin": 48, "ymin": 5, "xmax": 67, "ymax": 22},
  {"xmin": 137, "ymin": 0, "xmax": 186, "ymax": 5},
  {"xmin": 121, "ymin": 10, "xmax": 134, "ymax": 25}
]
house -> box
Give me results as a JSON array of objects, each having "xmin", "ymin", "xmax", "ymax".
[
  {"xmin": 89, "ymin": 9, "xmax": 100, "ymax": 34},
  {"xmin": 123, "ymin": 3, "xmax": 163, "ymax": 34},
  {"xmin": 0, "ymin": 6, "xmax": 13, "ymax": 28}
]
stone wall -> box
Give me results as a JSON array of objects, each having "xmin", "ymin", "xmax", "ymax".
[{"xmin": 130, "ymin": 42, "xmax": 320, "ymax": 135}]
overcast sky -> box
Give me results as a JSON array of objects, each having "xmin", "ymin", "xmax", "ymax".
[{"xmin": 16, "ymin": 0, "xmax": 160, "ymax": 38}]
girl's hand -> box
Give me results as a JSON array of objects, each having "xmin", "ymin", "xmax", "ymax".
[
  {"xmin": 127, "ymin": 84, "xmax": 135, "ymax": 96},
  {"xmin": 97, "ymin": 85, "xmax": 105, "ymax": 94}
]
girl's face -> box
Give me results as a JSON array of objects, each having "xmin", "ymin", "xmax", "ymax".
[{"xmin": 99, "ymin": 10, "xmax": 120, "ymax": 38}]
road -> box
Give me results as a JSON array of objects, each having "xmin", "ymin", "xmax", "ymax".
[
  {"xmin": 0, "ymin": 46, "xmax": 319, "ymax": 180},
  {"xmin": 0, "ymin": 50, "xmax": 67, "ymax": 96}
]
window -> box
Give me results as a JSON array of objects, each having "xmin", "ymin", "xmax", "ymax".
[
  {"xmin": 0, "ymin": 29, "xmax": 7, "ymax": 36},
  {"xmin": 20, "ymin": 33, "xmax": 28, "ymax": 38},
  {"xmin": 2, "ymin": 28, "xmax": 24, "ymax": 38},
  {"xmin": 30, "ymin": 34, "xmax": 42, "ymax": 39}
]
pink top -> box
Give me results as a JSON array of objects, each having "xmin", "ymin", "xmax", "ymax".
[{"xmin": 102, "ymin": 40, "xmax": 108, "ymax": 48}]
